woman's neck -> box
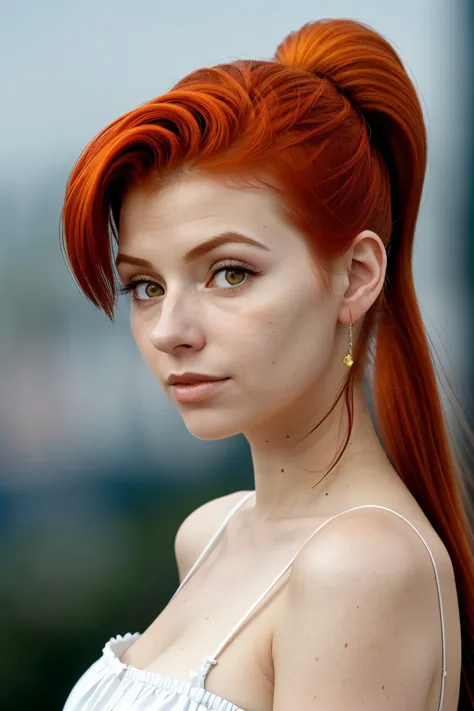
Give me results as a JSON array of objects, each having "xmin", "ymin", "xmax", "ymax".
[{"xmin": 245, "ymin": 380, "xmax": 393, "ymax": 522}]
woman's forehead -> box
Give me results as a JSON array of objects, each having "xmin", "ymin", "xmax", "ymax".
[
  {"xmin": 118, "ymin": 174, "xmax": 289, "ymax": 248},
  {"xmin": 121, "ymin": 172, "xmax": 277, "ymax": 216}
]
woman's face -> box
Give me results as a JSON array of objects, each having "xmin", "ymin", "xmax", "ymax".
[{"xmin": 116, "ymin": 172, "xmax": 348, "ymax": 440}]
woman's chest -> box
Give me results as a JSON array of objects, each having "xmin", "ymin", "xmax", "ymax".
[{"xmin": 120, "ymin": 550, "xmax": 292, "ymax": 711}]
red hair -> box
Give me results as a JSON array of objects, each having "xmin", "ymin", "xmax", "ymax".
[{"xmin": 60, "ymin": 18, "xmax": 473, "ymax": 708}]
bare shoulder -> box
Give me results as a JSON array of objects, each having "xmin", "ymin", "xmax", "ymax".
[
  {"xmin": 291, "ymin": 504, "xmax": 448, "ymax": 585},
  {"xmin": 174, "ymin": 489, "xmax": 253, "ymax": 582},
  {"xmin": 273, "ymin": 506, "xmax": 448, "ymax": 710}
]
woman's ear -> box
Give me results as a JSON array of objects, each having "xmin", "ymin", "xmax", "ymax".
[{"xmin": 337, "ymin": 230, "xmax": 387, "ymax": 325}]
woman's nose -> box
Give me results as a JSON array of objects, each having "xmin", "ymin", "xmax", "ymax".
[{"xmin": 149, "ymin": 294, "xmax": 206, "ymax": 354}]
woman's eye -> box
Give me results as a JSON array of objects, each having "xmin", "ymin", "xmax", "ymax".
[
  {"xmin": 135, "ymin": 282, "xmax": 164, "ymax": 300},
  {"xmin": 212, "ymin": 266, "xmax": 249, "ymax": 288}
]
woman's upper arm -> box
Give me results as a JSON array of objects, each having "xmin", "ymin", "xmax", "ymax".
[{"xmin": 272, "ymin": 510, "xmax": 441, "ymax": 711}]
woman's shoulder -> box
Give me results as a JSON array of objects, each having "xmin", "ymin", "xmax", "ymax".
[
  {"xmin": 272, "ymin": 504, "xmax": 454, "ymax": 709},
  {"xmin": 174, "ymin": 489, "xmax": 253, "ymax": 582},
  {"xmin": 291, "ymin": 503, "xmax": 435, "ymax": 581},
  {"xmin": 290, "ymin": 501, "xmax": 454, "ymax": 590},
  {"xmin": 273, "ymin": 509, "xmax": 448, "ymax": 709}
]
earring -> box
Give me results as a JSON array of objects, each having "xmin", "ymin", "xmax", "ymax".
[{"xmin": 342, "ymin": 321, "xmax": 353, "ymax": 368}]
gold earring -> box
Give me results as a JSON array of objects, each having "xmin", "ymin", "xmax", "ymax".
[{"xmin": 342, "ymin": 321, "xmax": 353, "ymax": 368}]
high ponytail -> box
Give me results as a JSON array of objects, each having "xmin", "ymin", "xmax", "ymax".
[
  {"xmin": 276, "ymin": 20, "xmax": 474, "ymax": 709},
  {"xmin": 60, "ymin": 17, "xmax": 473, "ymax": 708}
]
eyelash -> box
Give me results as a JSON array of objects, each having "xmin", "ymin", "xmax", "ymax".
[{"xmin": 117, "ymin": 259, "xmax": 261, "ymax": 307}]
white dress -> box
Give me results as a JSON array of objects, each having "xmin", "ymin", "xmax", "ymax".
[{"xmin": 62, "ymin": 492, "xmax": 447, "ymax": 711}]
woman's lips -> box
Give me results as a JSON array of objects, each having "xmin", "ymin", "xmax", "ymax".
[{"xmin": 171, "ymin": 378, "xmax": 231, "ymax": 403}]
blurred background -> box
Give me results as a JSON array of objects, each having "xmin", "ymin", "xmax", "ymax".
[{"xmin": 0, "ymin": 1, "xmax": 473, "ymax": 709}]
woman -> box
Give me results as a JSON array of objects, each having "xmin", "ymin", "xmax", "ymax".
[{"xmin": 60, "ymin": 17, "xmax": 473, "ymax": 711}]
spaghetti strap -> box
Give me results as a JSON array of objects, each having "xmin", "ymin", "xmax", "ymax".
[
  {"xmin": 171, "ymin": 490, "xmax": 255, "ymax": 601},
  {"xmin": 194, "ymin": 502, "xmax": 447, "ymax": 711}
]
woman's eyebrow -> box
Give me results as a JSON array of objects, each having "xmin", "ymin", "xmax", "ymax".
[{"xmin": 115, "ymin": 230, "xmax": 270, "ymax": 269}]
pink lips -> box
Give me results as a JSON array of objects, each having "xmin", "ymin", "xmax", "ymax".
[{"xmin": 171, "ymin": 378, "xmax": 230, "ymax": 403}]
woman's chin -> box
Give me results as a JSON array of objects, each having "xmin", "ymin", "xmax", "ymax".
[{"xmin": 181, "ymin": 411, "xmax": 245, "ymax": 441}]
